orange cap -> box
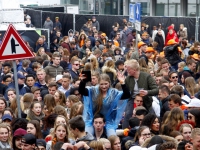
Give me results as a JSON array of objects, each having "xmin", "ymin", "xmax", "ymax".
[
  {"xmin": 191, "ymin": 53, "xmax": 200, "ymax": 60},
  {"xmin": 142, "ymin": 32, "xmax": 148, "ymax": 36},
  {"xmin": 167, "ymin": 39, "xmax": 177, "ymax": 45},
  {"xmin": 160, "ymin": 51, "xmax": 165, "ymax": 58},
  {"xmin": 145, "ymin": 47, "xmax": 155, "ymax": 53},
  {"xmin": 101, "ymin": 33, "xmax": 106, "ymax": 37},
  {"xmin": 138, "ymin": 41, "xmax": 146, "ymax": 48}
]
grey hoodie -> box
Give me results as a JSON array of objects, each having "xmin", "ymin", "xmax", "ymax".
[
  {"xmin": 76, "ymin": 132, "xmax": 95, "ymax": 143},
  {"xmin": 43, "ymin": 20, "xmax": 53, "ymax": 31}
]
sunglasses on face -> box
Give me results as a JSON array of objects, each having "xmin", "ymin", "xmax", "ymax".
[
  {"xmin": 73, "ymin": 64, "xmax": 80, "ymax": 66},
  {"xmin": 171, "ymin": 76, "xmax": 178, "ymax": 79}
]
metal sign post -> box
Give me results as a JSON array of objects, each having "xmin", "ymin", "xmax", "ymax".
[
  {"xmin": 0, "ymin": 24, "xmax": 35, "ymax": 118},
  {"xmin": 134, "ymin": 3, "xmax": 141, "ymax": 52},
  {"xmin": 12, "ymin": 61, "xmax": 21, "ymax": 118}
]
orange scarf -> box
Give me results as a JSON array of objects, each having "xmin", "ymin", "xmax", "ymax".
[
  {"xmin": 52, "ymin": 137, "xmax": 57, "ymax": 147},
  {"xmin": 79, "ymin": 39, "xmax": 85, "ymax": 48},
  {"xmin": 113, "ymin": 40, "xmax": 119, "ymax": 47}
]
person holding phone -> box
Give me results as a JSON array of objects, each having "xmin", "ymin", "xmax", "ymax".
[{"xmin": 79, "ymin": 72, "xmax": 130, "ymax": 137}]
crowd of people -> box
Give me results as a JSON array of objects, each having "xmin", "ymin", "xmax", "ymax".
[{"xmin": 0, "ymin": 14, "xmax": 200, "ymax": 150}]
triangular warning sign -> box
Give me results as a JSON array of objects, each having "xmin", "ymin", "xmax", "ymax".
[{"xmin": 0, "ymin": 24, "xmax": 34, "ymax": 61}]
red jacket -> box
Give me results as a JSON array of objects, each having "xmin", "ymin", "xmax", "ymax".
[{"xmin": 165, "ymin": 31, "xmax": 179, "ymax": 45}]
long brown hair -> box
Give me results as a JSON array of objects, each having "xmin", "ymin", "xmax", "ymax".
[
  {"xmin": 70, "ymin": 101, "xmax": 83, "ymax": 119},
  {"xmin": 185, "ymin": 77, "xmax": 200, "ymax": 96},
  {"xmin": 55, "ymin": 90, "xmax": 66, "ymax": 107},
  {"xmin": 94, "ymin": 74, "xmax": 111, "ymax": 116},
  {"xmin": 52, "ymin": 124, "xmax": 69, "ymax": 149},
  {"xmin": 44, "ymin": 94, "xmax": 56, "ymax": 114}
]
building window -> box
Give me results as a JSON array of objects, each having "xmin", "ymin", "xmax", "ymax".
[
  {"xmin": 129, "ymin": 0, "xmax": 150, "ymax": 16},
  {"xmin": 188, "ymin": 0, "xmax": 197, "ymax": 16},
  {"xmin": 156, "ymin": 0, "xmax": 180, "ymax": 16}
]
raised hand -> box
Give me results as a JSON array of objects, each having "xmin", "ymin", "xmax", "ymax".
[{"xmin": 117, "ymin": 71, "xmax": 125, "ymax": 83}]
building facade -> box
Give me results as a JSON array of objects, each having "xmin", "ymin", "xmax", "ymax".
[{"xmin": 63, "ymin": 0, "xmax": 200, "ymax": 16}]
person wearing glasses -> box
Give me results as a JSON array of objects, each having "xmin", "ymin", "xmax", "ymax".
[
  {"xmin": 69, "ymin": 57, "xmax": 80, "ymax": 80},
  {"xmin": 125, "ymin": 126, "xmax": 151, "ymax": 148},
  {"xmin": 169, "ymin": 71, "xmax": 179, "ymax": 86}
]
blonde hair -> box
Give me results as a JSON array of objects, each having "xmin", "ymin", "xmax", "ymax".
[
  {"xmin": 99, "ymin": 138, "xmax": 111, "ymax": 144},
  {"xmin": 36, "ymin": 47, "xmax": 45, "ymax": 56},
  {"xmin": 90, "ymin": 57, "xmax": 99, "ymax": 71},
  {"xmin": 178, "ymin": 61, "xmax": 186, "ymax": 68},
  {"xmin": 68, "ymin": 95, "xmax": 79, "ymax": 107},
  {"xmin": 70, "ymin": 101, "xmax": 83, "ymax": 119},
  {"xmin": 0, "ymin": 123, "xmax": 12, "ymax": 146},
  {"xmin": 36, "ymin": 68, "xmax": 46, "ymax": 74},
  {"xmin": 104, "ymin": 60, "xmax": 115, "ymax": 68},
  {"xmin": 125, "ymin": 59, "xmax": 140, "ymax": 70},
  {"xmin": 108, "ymin": 135, "xmax": 120, "ymax": 150},
  {"xmin": 161, "ymin": 107, "xmax": 184, "ymax": 134},
  {"xmin": 89, "ymin": 141, "xmax": 104, "ymax": 150},
  {"xmin": 84, "ymin": 62, "xmax": 92, "ymax": 71},
  {"xmin": 185, "ymin": 77, "xmax": 200, "ymax": 96},
  {"xmin": 179, "ymin": 123, "xmax": 193, "ymax": 134},
  {"xmin": 54, "ymin": 115, "xmax": 68, "ymax": 127},
  {"xmin": 191, "ymin": 128, "xmax": 200, "ymax": 138}
]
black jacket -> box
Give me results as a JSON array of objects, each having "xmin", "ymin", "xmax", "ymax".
[
  {"xmin": 0, "ymin": 83, "xmax": 7, "ymax": 95},
  {"xmin": 164, "ymin": 44, "xmax": 182, "ymax": 65},
  {"xmin": 160, "ymin": 96, "xmax": 170, "ymax": 119},
  {"xmin": 154, "ymin": 33, "xmax": 164, "ymax": 52},
  {"xmin": 121, "ymin": 127, "xmax": 138, "ymax": 150}
]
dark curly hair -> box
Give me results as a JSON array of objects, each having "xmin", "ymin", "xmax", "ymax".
[
  {"xmin": 140, "ymin": 113, "xmax": 160, "ymax": 134},
  {"xmin": 11, "ymin": 118, "xmax": 28, "ymax": 134}
]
